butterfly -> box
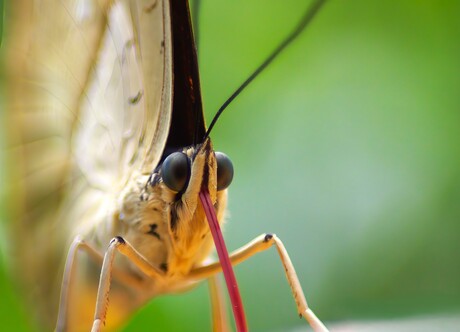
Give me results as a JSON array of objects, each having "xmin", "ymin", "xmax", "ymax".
[{"xmin": 2, "ymin": 0, "xmax": 328, "ymax": 331}]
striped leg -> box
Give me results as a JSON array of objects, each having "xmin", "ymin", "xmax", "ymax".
[
  {"xmin": 90, "ymin": 236, "xmax": 166, "ymax": 332},
  {"xmin": 189, "ymin": 234, "xmax": 329, "ymax": 332},
  {"xmin": 208, "ymin": 275, "xmax": 231, "ymax": 332}
]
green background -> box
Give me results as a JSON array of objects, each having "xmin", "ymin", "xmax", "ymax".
[{"xmin": 1, "ymin": 0, "xmax": 460, "ymax": 331}]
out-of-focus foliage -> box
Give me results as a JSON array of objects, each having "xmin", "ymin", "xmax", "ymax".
[{"xmin": 1, "ymin": 0, "xmax": 459, "ymax": 331}]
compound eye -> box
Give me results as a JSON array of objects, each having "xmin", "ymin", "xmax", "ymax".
[
  {"xmin": 161, "ymin": 152, "xmax": 190, "ymax": 192},
  {"xmin": 215, "ymin": 152, "xmax": 234, "ymax": 191}
]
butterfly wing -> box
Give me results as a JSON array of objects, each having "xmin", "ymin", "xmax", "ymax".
[
  {"xmin": 73, "ymin": 0, "xmax": 173, "ymax": 192},
  {"xmin": 67, "ymin": 0, "xmax": 173, "ymax": 238},
  {"xmin": 3, "ymin": 0, "xmax": 113, "ymax": 327},
  {"xmin": 3, "ymin": 0, "xmax": 172, "ymax": 328}
]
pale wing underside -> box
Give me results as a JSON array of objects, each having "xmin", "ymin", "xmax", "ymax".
[
  {"xmin": 5, "ymin": 0, "xmax": 110, "ymax": 233},
  {"xmin": 4, "ymin": 2, "xmax": 112, "ymax": 326},
  {"xmin": 3, "ymin": 0, "xmax": 172, "ymax": 328},
  {"xmin": 74, "ymin": 0, "xmax": 172, "ymax": 193}
]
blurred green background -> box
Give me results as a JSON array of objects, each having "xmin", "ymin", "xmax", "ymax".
[{"xmin": 1, "ymin": 0, "xmax": 460, "ymax": 331}]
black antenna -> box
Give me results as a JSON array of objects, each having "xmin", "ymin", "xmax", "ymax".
[{"xmin": 203, "ymin": 0, "xmax": 327, "ymax": 140}]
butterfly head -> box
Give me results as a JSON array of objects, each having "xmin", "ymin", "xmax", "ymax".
[
  {"xmin": 140, "ymin": 139, "xmax": 233, "ymax": 268},
  {"xmin": 161, "ymin": 139, "xmax": 233, "ymax": 197}
]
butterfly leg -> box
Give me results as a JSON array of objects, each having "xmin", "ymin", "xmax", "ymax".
[
  {"xmin": 56, "ymin": 236, "xmax": 104, "ymax": 332},
  {"xmin": 189, "ymin": 234, "xmax": 329, "ymax": 332},
  {"xmin": 56, "ymin": 236, "xmax": 144, "ymax": 332},
  {"xmin": 208, "ymin": 275, "xmax": 231, "ymax": 332},
  {"xmin": 91, "ymin": 236, "xmax": 166, "ymax": 332}
]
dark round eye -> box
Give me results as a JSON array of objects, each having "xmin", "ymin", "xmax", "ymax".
[
  {"xmin": 216, "ymin": 152, "xmax": 234, "ymax": 191},
  {"xmin": 161, "ymin": 152, "xmax": 190, "ymax": 192}
]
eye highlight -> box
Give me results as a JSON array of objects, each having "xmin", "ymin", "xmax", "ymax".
[
  {"xmin": 161, "ymin": 152, "xmax": 190, "ymax": 192},
  {"xmin": 215, "ymin": 152, "xmax": 234, "ymax": 191}
]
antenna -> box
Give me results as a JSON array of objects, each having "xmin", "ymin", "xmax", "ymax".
[{"xmin": 203, "ymin": 0, "xmax": 327, "ymax": 141}]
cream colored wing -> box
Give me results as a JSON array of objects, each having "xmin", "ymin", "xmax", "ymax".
[
  {"xmin": 67, "ymin": 0, "xmax": 172, "ymax": 240},
  {"xmin": 73, "ymin": 0, "xmax": 172, "ymax": 194},
  {"xmin": 3, "ymin": 0, "xmax": 112, "ymax": 327},
  {"xmin": 2, "ymin": 0, "xmax": 172, "ymax": 329}
]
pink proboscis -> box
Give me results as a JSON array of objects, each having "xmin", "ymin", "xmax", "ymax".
[{"xmin": 199, "ymin": 190, "xmax": 247, "ymax": 332}]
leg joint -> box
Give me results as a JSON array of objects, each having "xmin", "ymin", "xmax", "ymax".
[
  {"xmin": 263, "ymin": 233, "xmax": 275, "ymax": 243},
  {"xmin": 110, "ymin": 236, "xmax": 126, "ymax": 246}
]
